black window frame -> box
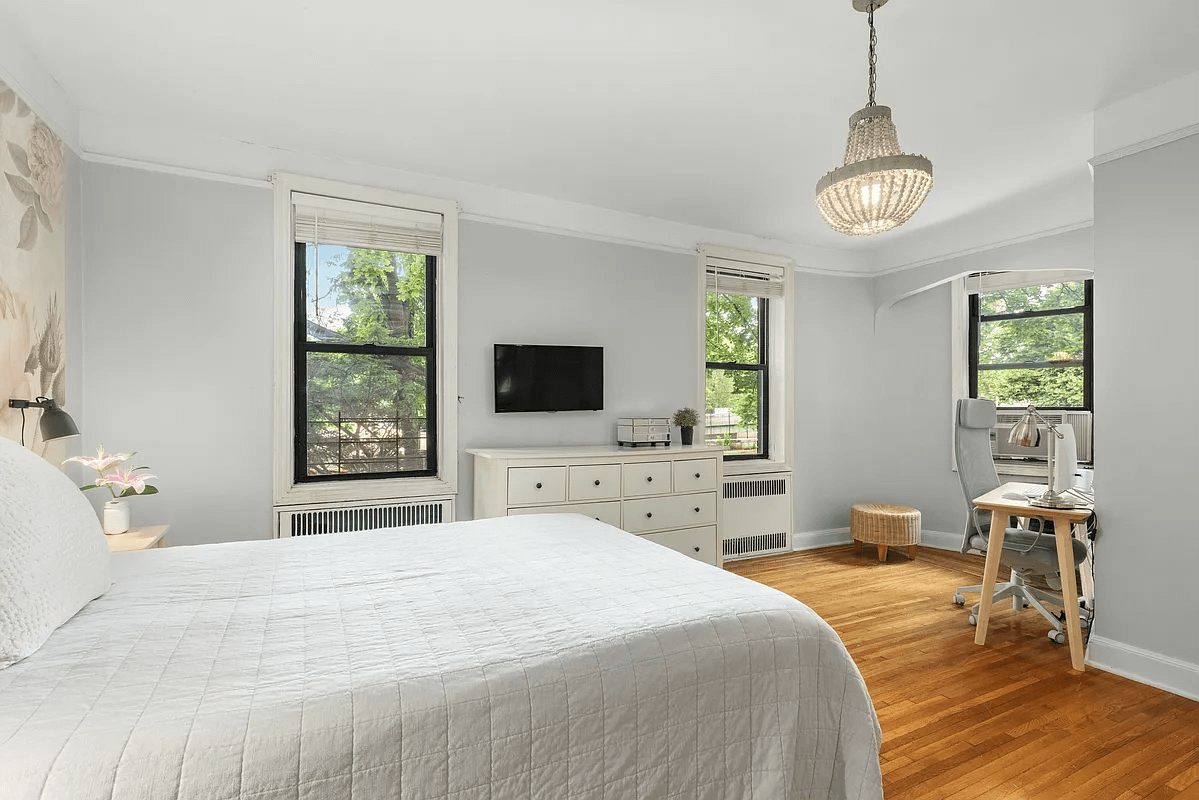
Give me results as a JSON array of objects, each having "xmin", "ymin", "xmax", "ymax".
[
  {"xmin": 969, "ymin": 278, "xmax": 1093, "ymax": 411},
  {"xmin": 293, "ymin": 242, "xmax": 438, "ymax": 482},
  {"xmin": 705, "ymin": 294, "xmax": 769, "ymax": 461}
]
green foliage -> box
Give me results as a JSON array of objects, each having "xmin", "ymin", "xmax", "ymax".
[
  {"xmin": 304, "ymin": 247, "xmax": 432, "ymax": 473},
  {"xmin": 672, "ymin": 407, "xmax": 699, "ymax": 427},
  {"xmin": 704, "ymin": 293, "xmax": 762, "ymax": 431},
  {"xmin": 976, "ymin": 282, "xmax": 1086, "ymax": 408}
]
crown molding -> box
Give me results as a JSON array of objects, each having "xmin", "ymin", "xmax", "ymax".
[
  {"xmin": 81, "ymin": 152, "xmax": 272, "ymax": 189},
  {"xmin": 870, "ymin": 219, "xmax": 1094, "ymax": 278},
  {"xmin": 1089, "ymin": 123, "xmax": 1199, "ymax": 167}
]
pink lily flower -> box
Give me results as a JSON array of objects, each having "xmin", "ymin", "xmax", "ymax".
[
  {"xmin": 97, "ymin": 467, "xmax": 158, "ymax": 495},
  {"xmin": 64, "ymin": 443, "xmax": 132, "ymax": 473}
]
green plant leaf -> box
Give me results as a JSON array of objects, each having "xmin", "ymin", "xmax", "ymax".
[
  {"xmin": 17, "ymin": 206, "xmax": 37, "ymax": 251},
  {"xmin": 119, "ymin": 485, "xmax": 159, "ymax": 497},
  {"xmin": 78, "ymin": 484, "xmax": 99, "ymax": 491},
  {"xmin": 7, "ymin": 143, "xmax": 30, "ymax": 178}
]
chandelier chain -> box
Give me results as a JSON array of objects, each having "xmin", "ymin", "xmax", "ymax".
[{"xmin": 867, "ymin": 3, "xmax": 877, "ymax": 106}]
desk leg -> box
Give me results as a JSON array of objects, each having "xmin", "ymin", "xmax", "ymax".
[
  {"xmin": 974, "ymin": 510, "xmax": 1006, "ymax": 646},
  {"xmin": 1053, "ymin": 515, "xmax": 1085, "ymax": 671}
]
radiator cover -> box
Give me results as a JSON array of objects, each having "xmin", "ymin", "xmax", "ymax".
[
  {"xmin": 720, "ymin": 474, "xmax": 792, "ymax": 560},
  {"xmin": 276, "ymin": 498, "xmax": 454, "ymax": 538}
]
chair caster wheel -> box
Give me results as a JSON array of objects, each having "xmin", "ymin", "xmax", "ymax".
[
  {"xmin": 968, "ymin": 614, "xmax": 977, "ymax": 626},
  {"xmin": 1049, "ymin": 630, "xmax": 1066, "ymax": 644},
  {"xmin": 953, "ymin": 594, "xmax": 965, "ymax": 606}
]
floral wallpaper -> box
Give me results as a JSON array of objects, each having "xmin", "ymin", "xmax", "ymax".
[{"xmin": 0, "ymin": 78, "xmax": 67, "ymax": 446}]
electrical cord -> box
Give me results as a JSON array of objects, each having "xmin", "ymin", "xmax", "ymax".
[{"xmin": 19, "ymin": 405, "xmax": 25, "ymax": 447}]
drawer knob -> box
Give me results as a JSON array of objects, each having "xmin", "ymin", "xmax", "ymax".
[
  {"xmin": 535, "ymin": 482, "xmax": 542, "ymax": 489},
  {"xmin": 594, "ymin": 479, "xmax": 601, "ymax": 486},
  {"xmin": 646, "ymin": 512, "xmax": 653, "ymax": 518},
  {"xmin": 646, "ymin": 476, "xmax": 653, "ymax": 482},
  {"xmin": 694, "ymin": 546, "xmax": 701, "ymax": 553},
  {"xmin": 695, "ymin": 472, "xmax": 701, "ymax": 478},
  {"xmin": 694, "ymin": 507, "xmax": 700, "ymax": 513}
]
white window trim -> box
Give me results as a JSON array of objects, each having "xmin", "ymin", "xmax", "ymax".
[
  {"xmin": 697, "ymin": 244, "xmax": 795, "ymax": 476},
  {"xmin": 949, "ymin": 268, "xmax": 1094, "ymax": 471},
  {"xmin": 271, "ymin": 172, "xmax": 459, "ymax": 507}
]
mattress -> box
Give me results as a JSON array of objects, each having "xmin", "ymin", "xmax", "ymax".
[{"xmin": 0, "ymin": 514, "xmax": 882, "ymax": 800}]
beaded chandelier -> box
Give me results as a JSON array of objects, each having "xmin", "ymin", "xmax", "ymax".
[{"xmin": 815, "ymin": 0, "xmax": 932, "ymax": 236}]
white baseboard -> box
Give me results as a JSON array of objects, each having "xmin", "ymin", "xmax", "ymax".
[
  {"xmin": 1086, "ymin": 636, "xmax": 1199, "ymax": 702},
  {"xmin": 791, "ymin": 528, "xmax": 962, "ymax": 553},
  {"xmin": 920, "ymin": 530, "xmax": 963, "ymax": 551},
  {"xmin": 792, "ymin": 528, "xmax": 852, "ymax": 551}
]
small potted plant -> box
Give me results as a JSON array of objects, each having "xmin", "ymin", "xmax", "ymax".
[
  {"xmin": 64, "ymin": 444, "xmax": 159, "ymax": 534},
  {"xmin": 672, "ymin": 407, "xmax": 700, "ymax": 446}
]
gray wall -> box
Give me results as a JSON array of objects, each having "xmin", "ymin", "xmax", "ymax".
[
  {"xmin": 792, "ymin": 273, "xmax": 877, "ymax": 532},
  {"xmin": 864, "ymin": 284, "xmax": 965, "ymax": 534},
  {"xmin": 81, "ymin": 163, "xmax": 274, "ymax": 544},
  {"xmin": 456, "ymin": 222, "xmax": 698, "ymax": 519},
  {"xmin": 1092, "ymin": 134, "xmax": 1199, "ymax": 667}
]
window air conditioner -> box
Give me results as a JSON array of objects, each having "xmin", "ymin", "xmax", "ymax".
[{"xmin": 991, "ymin": 410, "xmax": 1092, "ymax": 464}]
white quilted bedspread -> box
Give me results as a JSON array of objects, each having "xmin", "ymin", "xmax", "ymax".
[{"xmin": 0, "ymin": 515, "xmax": 882, "ymax": 800}]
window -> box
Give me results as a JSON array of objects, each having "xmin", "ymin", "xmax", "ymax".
[
  {"xmin": 969, "ymin": 278, "xmax": 1093, "ymax": 409},
  {"xmin": 295, "ymin": 241, "xmax": 437, "ymax": 480},
  {"xmin": 703, "ymin": 255, "xmax": 787, "ymax": 460},
  {"xmin": 273, "ymin": 175, "xmax": 458, "ymax": 506}
]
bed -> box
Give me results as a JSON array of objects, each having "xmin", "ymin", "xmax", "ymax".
[{"xmin": 0, "ymin": 514, "xmax": 882, "ymax": 800}]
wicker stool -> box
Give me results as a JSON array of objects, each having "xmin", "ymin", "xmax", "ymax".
[{"xmin": 851, "ymin": 503, "xmax": 921, "ymax": 562}]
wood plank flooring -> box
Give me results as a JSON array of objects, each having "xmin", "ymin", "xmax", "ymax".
[{"xmin": 726, "ymin": 545, "xmax": 1199, "ymax": 800}]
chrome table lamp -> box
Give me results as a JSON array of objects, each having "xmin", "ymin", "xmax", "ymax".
[{"xmin": 1007, "ymin": 405, "xmax": 1080, "ymax": 509}]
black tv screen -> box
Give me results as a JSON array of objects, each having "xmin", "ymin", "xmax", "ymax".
[{"xmin": 494, "ymin": 344, "xmax": 603, "ymax": 413}]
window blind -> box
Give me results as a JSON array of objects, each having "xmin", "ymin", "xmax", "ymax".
[
  {"xmin": 293, "ymin": 192, "xmax": 443, "ymax": 256},
  {"xmin": 704, "ymin": 256, "xmax": 786, "ymax": 299},
  {"xmin": 967, "ymin": 269, "xmax": 1089, "ymax": 295}
]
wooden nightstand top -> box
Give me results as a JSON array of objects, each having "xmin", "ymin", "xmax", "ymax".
[{"xmin": 106, "ymin": 525, "xmax": 169, "ymax": 553}]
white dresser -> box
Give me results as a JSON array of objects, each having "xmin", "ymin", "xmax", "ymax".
[{"xmin": 468, "ymin": 444, "xmax": 724, "ymax": 567}]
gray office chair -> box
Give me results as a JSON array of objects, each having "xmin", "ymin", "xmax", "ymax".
[{"xmin": 952, "ymin": 398, "xmax": 1089, "ymax": 643}]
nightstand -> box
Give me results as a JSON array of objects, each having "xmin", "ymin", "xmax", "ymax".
[{"xmin": 106, "ymin": 525, "xmax": 169, "ymax": 553}]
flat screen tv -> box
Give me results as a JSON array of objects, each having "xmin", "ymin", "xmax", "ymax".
[{"xmin": 494, "ymin": 344, "xmax": 603, "ymax": 413}]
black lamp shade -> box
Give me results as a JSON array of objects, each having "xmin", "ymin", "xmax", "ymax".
[{"xmin": 37, "ymin": 400, "xmax": 80, "ymax": 441}]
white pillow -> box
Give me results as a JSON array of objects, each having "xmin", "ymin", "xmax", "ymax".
[{"xmin": 0, "ymin": 437, "xmax": 111, "ymax": 668}]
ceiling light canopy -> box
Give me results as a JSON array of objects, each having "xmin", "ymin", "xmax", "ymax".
[{"xmin": 816, "ymin": 0, "xmax": 933, "ymax": 237}]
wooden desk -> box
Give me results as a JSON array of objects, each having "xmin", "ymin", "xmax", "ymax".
[
  {"xmin": 972, "ymin": 483, "xmax": 1093, "ymax": 671},
  {"xmin": 106, "ymin": 525, "xmax": 169, "ymax": 552}
]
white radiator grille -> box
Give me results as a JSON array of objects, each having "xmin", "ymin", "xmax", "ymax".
[
  {"xmin": 723, "ymin": 477, "xmax": 788, "ymax": 500},
  {"xmin": 723, "ymin": 531, "xmax": 788, "ymax": 559},
  {"xmin": 277, "ymin": 498, "xmax": 454, "ymax": 538},
  {"xmin": 721, "ymin": 474, "xmax": 792, "ymax": 560}
]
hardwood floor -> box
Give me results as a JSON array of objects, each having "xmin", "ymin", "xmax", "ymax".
[{"xmin": 726, "ymin": 545, "xmax": 1199, "ymax": 800}]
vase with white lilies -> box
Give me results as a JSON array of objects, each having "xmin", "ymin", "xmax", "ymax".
[{"xmin": 64, "ymin": 445, "xmax": 159, "ymax": 534}]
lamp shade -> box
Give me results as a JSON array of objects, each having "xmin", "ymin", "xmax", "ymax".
[
  {"xmin": 1007, "ymin": 408, "xmax": 1041, "ymax": 449},
  {"xmin": 37, "ymin": 399, "xmax": 79, "ymax": 442}
]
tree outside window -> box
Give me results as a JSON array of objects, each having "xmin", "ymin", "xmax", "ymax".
[
  {"xmin": 705, "ymin": 292, "xmax": 767, "ymax": 458},
  {"xmin": 970, "ymin": 279, "xmax": 1092, "ymax": 409},
  {"xmin": 297, "ymin": 244, "xmax": 437, "ymax": 480}
]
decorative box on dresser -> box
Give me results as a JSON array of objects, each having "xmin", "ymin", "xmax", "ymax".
[{"xmin": 468, "ymin": 445, "xmax": 724, "ymax": 567}]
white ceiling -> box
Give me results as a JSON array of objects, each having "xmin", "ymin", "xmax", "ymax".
[{"xmin": 7, "ymin": 0, "xmax": 1199, "ymax": 261}]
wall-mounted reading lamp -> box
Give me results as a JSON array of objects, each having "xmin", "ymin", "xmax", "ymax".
[{"xmin": 8, "ymin": 397, "xmax": 80, "ymax": 446}]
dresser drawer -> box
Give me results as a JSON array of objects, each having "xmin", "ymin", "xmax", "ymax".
[
  {"xmin": 568, "ymin": 464, "xmax": 622, "ymax": 501},
  {"xmin": 623, "ymin": 492, "xmax": 717, "ymax": 533},
  {"xmin": 507, "ymin": 466, "xmax": 567, "ymax": 505},
  {"xmin": 672, "ymin": 458, "xmax": 718, "ymax": 493},
  {"xmin": 622, "ymin": 460, "xmax": 672, "ymax": 497},
  {"xmin": 508, "ymin": 501, "xmax": 621, "ymax": 528},
  {"xmin": 641, "ymin": 526, "xmax": 718, "ymax": 566}
]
